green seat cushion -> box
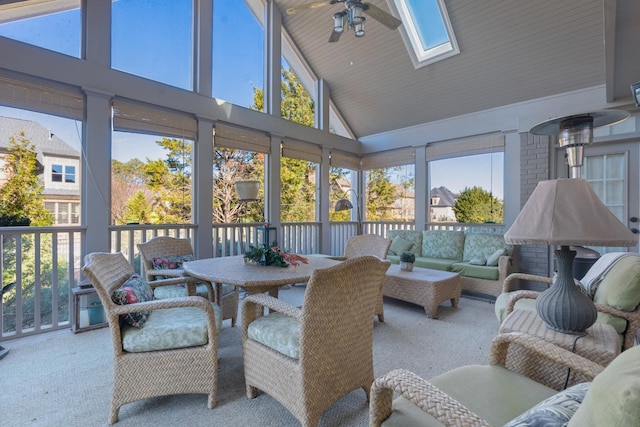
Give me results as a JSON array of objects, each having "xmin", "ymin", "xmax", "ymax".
[
  {"xmin": 247, "ymin": 312, "xmax": 300, "ymax": 359},
  {"xmin": 153, "ymin": 283, "xmax": 211, "ymax": 300},
  {"xmin": 382, "ymin": 365, "xmax": 556, "ymax": 427},
  {"xmin": 593, "ymin": 255, "xmax": 640, "ymax": 312},
  {"xmin": 387, "ymin": 230, "xmax": 423, "ymax": 257},
  {"xmin": 121, "ymin": 301, "xmax": 221, "ymax": 352},
  {"xmin": 451, "ymin": 262, "xmax": 499, "ymax": 280},
  {"xmin": 504, "ymin": 382, "xmax": 589, "ymax": 426},
  {"xmin": 414, "ymin": 257, "xmax": 456, "ymax": 271},
  {"xmin": 569, "ymin": 345, "xmax": 640, "ymax": 426},
  {"xmin": 422, "ymin": 230, "xmax": 464, "ymax": 260},
  {"xmin": 462, "ymin": 233, "xmax": 507, "ymax": 262}
]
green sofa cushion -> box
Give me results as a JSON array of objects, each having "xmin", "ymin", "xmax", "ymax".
[
  {"xmin": 568, "ymin": 345, "xmax": 640, "ymax": 426},
  {"xmin": 388, "ymin": 235, "xmax": 414, "ymax": 256},
  {"xmin": 451, "ymin": 262, "xmax": 499, "ymax": 280},
  {"xmin": 463, "ymin": 233, "xmax": 507, "ymax": 262},
  {"xmin": 247, "ymin": 312, "xmax": 300, "ymax": 359},
  {"xmin": 382, "ymin": 365, "xmax": 557, "ymax": 427},
  {"xmin": 593, "ymin": 255, "xmax": 640, "ymax": 312},
  {"xmin": 414, "ymin": 257, "xmax": 456, "ymax": 271},
  {"xmin": 121, "ymin": 302, "xmax": 222, "ymax": 352},
  {"xmin": 422, "ymin": 230, "xmax": 464, "ymax": 260},
  {"xmin": 387, "ymin": 230, "xmax": 423, "ymax": 257}
]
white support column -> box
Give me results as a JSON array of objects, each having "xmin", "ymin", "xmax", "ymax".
[
  {"xmin": 194, "ymin": 0, "xmax": 213, "ymax": 96},
  {"xmin": 82, "ymin": 0, "xmax": 110, "ymax": 65},
  {"xmin": 319, "ymin": 147, "xmax": 331, "ymax": 253},
  {"xmin": 264, "ymin": 1, "xmax": 282, "ymax": 117},
  {"xmin": 193, "ymin": 119, "xmax": 214, "ymax": 258},
  {"xmin": 82, "ymin": 88, "xmax": 113, "ymax": 254},
  {"xmin": 266, "ymin": 135, "xmax": 282, "ymax": 239},
  {"xmin": 315, "ymin": 79, "xmax": 330, "ymax": 131},
  {"xmin": 414, "ymin": 145, "xmax": 427, "ymax": 230}
]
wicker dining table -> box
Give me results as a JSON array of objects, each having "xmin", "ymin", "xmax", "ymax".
[{"xmin": 182, "ymin": 255, "xmax": 342, "ymax": 298}]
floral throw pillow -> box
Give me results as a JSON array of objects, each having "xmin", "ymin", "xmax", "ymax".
[
  {"xmin": 111, "ymin": 274, "xmax": 154, "ymax": 328},
  {"xmin": 151, "ymin": 254, "xmax": 194, "ymax": 280}
]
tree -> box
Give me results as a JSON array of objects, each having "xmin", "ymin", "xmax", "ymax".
[
  {"xmin": 365, "ymin": 168, "xmax": 398, "ymax": 221},
  {"xmin": 112, "ymin": 158, "xmax": 149, "ymax": 225},
  {"xmin": 122, "ymin": 189, "xmax": 153, "ymax": 224},
  {"xmin": 143, "ymin": 137, "xmax": 192, "ymax": 223},
  {"xmin": 252, "ymin": 67, "xmax": 317, "ymax": 222},
  {"xmin": 452, "ymin": 186, "xmax": 503, "ymax": 224},
  {"xmin": 0, "ymin": 132, "xmax": 52, "ymax": 226}
]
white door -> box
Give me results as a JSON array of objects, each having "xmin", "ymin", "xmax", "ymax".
[{"xmin": 582, "ymin": 141, "xmax": 639, "ymax": 253}]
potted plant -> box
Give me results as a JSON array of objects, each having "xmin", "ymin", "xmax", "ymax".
[{"xmin": 400, "ymin": 251, "xmax": 415, "ymax": 272}]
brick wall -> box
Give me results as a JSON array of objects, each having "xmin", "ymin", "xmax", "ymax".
[{"xmin": 517, "ymin": 132, "xmax": 552, "ymax": 286}]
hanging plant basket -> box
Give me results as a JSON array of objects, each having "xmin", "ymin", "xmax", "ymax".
[{"xmin": 235, "ymin": 180, "xmax": 260, "ymax": 201}]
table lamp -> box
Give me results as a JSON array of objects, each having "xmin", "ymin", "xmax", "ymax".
[{"xmin": 505, "ymin": 178, "xmax": 637, "ymax": 334}]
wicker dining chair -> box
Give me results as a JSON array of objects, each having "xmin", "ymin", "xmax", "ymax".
[
  {"xmin": 332, "ymin": 234, "xmax": 392, "ymax": 322},
  {"xmin": 241, "ymin": 256, "xmax": 390, "ymax": 427},
  {"xmin": 82, "ymin": 252, "xmax": 221, "ymax": 424},
  {"xmin": 138, "ymin": 236, "xmax": 239, "ymax": 326}
]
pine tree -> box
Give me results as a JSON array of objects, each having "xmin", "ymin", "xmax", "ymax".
[{"xmin": 452, "ymin": 186, "xmax": 503, "ymax": 223}]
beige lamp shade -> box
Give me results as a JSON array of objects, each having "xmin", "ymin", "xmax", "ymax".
[{"xmin": 505, "ymin": 178, "xmax": 637, "ymax": 247}]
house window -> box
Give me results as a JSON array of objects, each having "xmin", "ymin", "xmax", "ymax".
[
  {"xmin": 52, "ymin": 165, "xmax": 75, "ymax": 183},
  {"xmin": 52, "ymin": 164, "xmax": 63, "ymax": 182}
]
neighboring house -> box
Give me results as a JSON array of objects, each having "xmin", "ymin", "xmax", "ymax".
[
  {"xmin": 430, "ymin": 186, "xmax": 458, "ymax": 223},
  {"xmin": 0, "ymin": 116, "xmax": 81, "ymax": 225}
]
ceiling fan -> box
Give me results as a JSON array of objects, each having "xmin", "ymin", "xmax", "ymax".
[{"xmin": 286, "ymin": 0, "xmax": 402, "ymax": 43}]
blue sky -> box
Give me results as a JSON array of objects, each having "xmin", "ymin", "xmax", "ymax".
[{"xmin": 0, "ymin": 1, "xmax": 503, "ymax": 199}]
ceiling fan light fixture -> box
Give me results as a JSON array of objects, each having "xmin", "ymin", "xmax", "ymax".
[
  {"xmin": 349, "ymin": 3, "xmax": 364, "ymax": 24},
  {"xmin": 354, "ymin": 18, "xmax": 365, "ymax": 37},
  {"xmin": 333, "ymin": 12, "xmax": 345, "ymax": 33}
]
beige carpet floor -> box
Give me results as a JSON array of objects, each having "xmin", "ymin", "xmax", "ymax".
[{"xmin": 2, "ymin": 286, "xmax": 500, "ymax": 426}]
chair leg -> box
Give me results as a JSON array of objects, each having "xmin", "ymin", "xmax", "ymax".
[
  {"xmin": 247, "ymin": 384, "xmax": 258, "ymax": 399},
  {"xmin": 108, "ymin": 403, "xmax": 120, "ymax": 425},
  {"xmin": 0, "ymin": 345, "xmax": 9, "ymax": 360}
]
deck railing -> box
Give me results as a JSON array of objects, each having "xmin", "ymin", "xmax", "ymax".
[{"xmin": 1, "ymin": 220, "xmax": 506, "ymax": 340}]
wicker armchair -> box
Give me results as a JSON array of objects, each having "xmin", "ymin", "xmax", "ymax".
[
  {"xmin": 496, "ymin": 270, "xmax": 640, "ymax": 350},
  {"xmin": 242, "ymin": 256, "xmax": 390, "ymax": 427},
  {"xmin": 370, "ymin": 332, "xmax": 605, "ymax": 427},
  {"xmin": 331, "ymin": 234, "xmax": 392, "ymax": 321},
  {"xmin": 82, "ymin": 252, "xmax": 220, "ymax": 424},
  {"xmin": 138, "ymin": 236, "xmax": 239, "ymax": 326}
]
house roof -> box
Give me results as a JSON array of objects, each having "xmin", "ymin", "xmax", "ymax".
[
  {"xmin": 0, "ymin": 116, "xmax": 80, "ymax": 158},
  {"xmin": 274, "ymin": 0, "xmax": 640, "ymax": 141},
  {"xmin": 430, "ymin": 186, "xmax": 457, "ymax": 207}
]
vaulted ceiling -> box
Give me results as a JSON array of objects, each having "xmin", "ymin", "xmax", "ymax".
[{"xmin": 274, "ymin": 0, "xmax": 640, "ymax": 140}]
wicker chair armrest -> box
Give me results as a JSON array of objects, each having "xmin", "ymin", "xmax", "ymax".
[
  {"xmin": 241, "ymin": 294, "xmax": 303, "ymax": 336},
  {"xmin": 369, "ymin": 368, "xmax": 490, "ymax": 427},
  {"xmin": 504, "ymin": 290, "xmax": 542, "ymax": 317},
  {"xmin": 490, "ymin": 332, "xmax": 604, "ymax": 381},
  {"xmin": 327, "ymin": 256, "xmax": 347, "ymax": 261},
  {"xmin": 502, "ymin": 273, "xmax": 552, "ymax": 293}
]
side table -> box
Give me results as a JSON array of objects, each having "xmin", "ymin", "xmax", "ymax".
[
  {"xmin": 72, "ymin": 285, "xmax": 108, "ymax": 333},
  {"xmin": 499, "ymin": 309, "xmax": 620, "ymax": 390}
]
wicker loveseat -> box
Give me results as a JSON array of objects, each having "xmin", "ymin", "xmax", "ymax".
[
  {"xmin": 386, "ymin": 229, "xmax": 518, "ymax": 298},
  {"xmin": 370, "ymin": 332, "xmax": 640, "ymax": 426}
]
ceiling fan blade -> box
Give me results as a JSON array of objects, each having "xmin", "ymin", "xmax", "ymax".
[
  {"xmin": 363, "ymin": 3, "xmax": 402, "ymax": 30},
  {"xmin": 286, "ymin": 1, "xmax": 333, "ymax": 15},
  {"xmin": 328, "ymin": 29, "xmax": 342, "ymax": 43}
]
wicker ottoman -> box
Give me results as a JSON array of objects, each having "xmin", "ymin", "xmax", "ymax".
[{"xmin": 382, "ymin": 265, "xmax": 461, "ymax": 319}]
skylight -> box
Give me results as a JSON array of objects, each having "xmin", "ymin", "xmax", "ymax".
[{"xmin": 391, "ymin": 0, "xmax": 459, "ymax": 68}]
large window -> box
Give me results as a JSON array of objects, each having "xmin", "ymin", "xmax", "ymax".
[
  {"xmin": 112, "ymin": 0, "xmax": 193, "ymax": 90},
  {"xmin": 213, "ymin": 0, "xmax": 264, "ymax": 108},
  {"xmin": 0, "ymin": 0, "xmax": 81, "ymax": 58},
  {"xmin": 429, "ymin": 152, "xmax": 503, "ymax": 224}
]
